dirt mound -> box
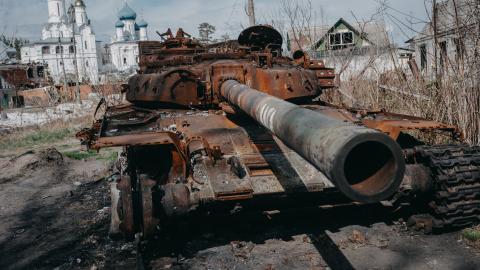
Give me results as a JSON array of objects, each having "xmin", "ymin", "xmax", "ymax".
[
  {"xmin": 0, "ymin": 148, "xmax": 64, "ymax": 183},
  {"xmin": 25, "ymin": 148, "xmax": 64, "ymax": 170}
]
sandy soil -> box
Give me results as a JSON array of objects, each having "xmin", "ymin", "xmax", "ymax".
[
  {"xmin": 142, "ymin": 206, "xmax": 480, "ymax": 270},
  {"xmin": 0, "ymin": 147, "xmax": 120, "ymax": 270},
  {"xmin": 0, "ymin": 145, "xmax": 479, "ymax": 270}
]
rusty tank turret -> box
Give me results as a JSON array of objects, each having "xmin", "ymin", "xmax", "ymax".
[{"xmin": 78, "ymin": 26, "xmax": 480, "ymax": 239}]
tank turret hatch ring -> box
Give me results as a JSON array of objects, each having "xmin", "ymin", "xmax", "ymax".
[{"xmin": 238, "ymin": 25, "xmax": 283, "ymax": 50}]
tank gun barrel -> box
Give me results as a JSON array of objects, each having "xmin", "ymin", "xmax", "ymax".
[{"xmin": 220, "ymin": 80, "xmax": 406, "ymax": 203}]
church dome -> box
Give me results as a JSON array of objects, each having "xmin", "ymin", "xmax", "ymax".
[
  {"xmin": 135, "ymin": 23, "xmax": 140, "ymax": 31},
  {"xmin": 115, "ymin": 20, "xmax": 125, "ymax": 28},
  {"xmin": 118, "ymin": 3, "xmax": 137, "ymax": 20},
  {"xmin": 138, "ymin": 19, "xmax": 148, "ymax": 28},
  {"xmin": 75, "ymin": 0, "xmax": 85, "ymax": 7}
]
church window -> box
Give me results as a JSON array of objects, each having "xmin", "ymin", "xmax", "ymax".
[
  {"xmin": 55, "ymin": 46, "xmax": 63, "ymax": 54},
  {"xmin": 86, "ymin": 61, "xmax": 89, "ymax": 67},
  {"xmin": 123, "ymin": 58, "xmax": 127, "ymax": 64},
  {"xmin": 42, "ymin": 46, "xmax": 50, "ymax": 55},
  {"xmin": 420, "ymin": 44, "xmax": 427, "ymax": 71},
  {"xmin": 84, "ymin": 41, "xmax": 88, "ymax": 49},
  {"xmin": 57, "ymin": 3, "xmax": 60, "ymax": 16},
  {"xmin": 37, "ymin": 67, "xmax": 44, "ymax": 77},
  {"xmin": 69, "ymin": 45, "xmax": 75, "ymax": 54},
  {"xmin": 27, "ymin": 68, "xmax": 34, "ymax": 79}
]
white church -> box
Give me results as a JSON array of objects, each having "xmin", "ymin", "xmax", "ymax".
[
  {"xmin": 107, "ymin": 2, "xmax": 149, "ymax": 73},
  {"xmin": 21, "ymin": 0, "xmax": 101, "ymax": 85}
]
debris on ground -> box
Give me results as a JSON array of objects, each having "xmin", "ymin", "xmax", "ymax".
[
  {"xmin": 0, "ymin": 98, "xmax": 97, "ymax": 130},
  {"xmin": 349, "ymin": 229, "xmax": 367, "ymax": 244},
  {"xmin": 230, "ymin": 241, "xmax": 255, "ymax": 259},
  {"xmin": 407, "ymin": 214, "xmax": 434, "ymax": 234}
]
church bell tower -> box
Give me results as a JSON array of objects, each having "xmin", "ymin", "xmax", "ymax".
[{"xmin": 47, "ymin": 0, "xmax": 67, "ymax": 24}]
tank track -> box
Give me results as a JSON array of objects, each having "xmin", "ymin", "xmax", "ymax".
[{"xmin": 415, "ymin": 144, "xmax": 480, "ymax": 230}]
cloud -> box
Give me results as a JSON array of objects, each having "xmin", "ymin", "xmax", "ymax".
[{"xmin": 0, "ymin": 0, "xmax": 428, "ymax": 43}]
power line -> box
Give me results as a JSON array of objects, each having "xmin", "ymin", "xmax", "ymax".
[
  {"xmin": 385, "ymin": 13, "xmax": 416, "ymax": 41},
  {"xmin": 373, "ymin": 0, "xmax": 428, "ymax": 23},
  {"xmin": 386, "ymin": 12, "xmax": 426, "ymax": 36},
  {"xmin": 228, "ymin": 0, "xmax": 240, "ymax": 23}
]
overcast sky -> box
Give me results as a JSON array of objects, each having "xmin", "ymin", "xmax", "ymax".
[{"xmin": 0, "ymin": 0, "xmax": 431, "ymax": 44}]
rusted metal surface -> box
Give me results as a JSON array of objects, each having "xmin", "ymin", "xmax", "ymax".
[
  {"xmin": 131, "ymin": 25, "xmax": 334, "ymax": 107},
  {"xmin": 117, "ymin": 174, "xmax": 135, "ymax": 240},
  {"xmin": 93, "ymin": 132, "xmax": 181, "ymax": 149},
  {"xmin": 401, "ymin": 164, "xmax": 433, "ymax": 194},
  {"xmin": 77, "ymin": 25, "xmax": 479, "ymax": 239},
  {"xmin": 220, "ymin": 79, "xmax": 405, "ymax": 203},
  {"xmin": 362, "ymin": 118, "xmax": 459, "ymax": 140},
  {"xmin": 140, "ymin": 175, "xmax": 159, "ymax": 238},
  {"xmin": 307, "ymin": 105, "xmax": 461, "ymax": 140}
]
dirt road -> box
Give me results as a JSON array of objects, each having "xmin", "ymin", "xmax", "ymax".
[{"xmin": 0, "ymin": 146, "xmax": 479, "ymax": 270}]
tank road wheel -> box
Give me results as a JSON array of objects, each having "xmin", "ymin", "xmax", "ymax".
[
  {"xmin": 109, "ymin": 149, "xmax": 137, "ymax": 240},
  {"xmin": 113, "ymin": 175, "xmax": 136, "ymax": 240},
  {"xmin": 110, "ymin": 173, "xmax": 162, "ymax": 240},
  {"xmin": 139, "ymin": 174, "xmax": 160, "ymax": 238},
  {"xmin": 414, "ymin": 145, "xmax": 480, "ymax": 232},
  {"xmin": 109, "ymin": 176, "xmax": 122, "ymax": 239}
]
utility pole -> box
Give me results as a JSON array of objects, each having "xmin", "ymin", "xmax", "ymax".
[
  {"xmin": 246, "ymin": 0, "xmax": 256, "ymax": 27},
  {"xmin": 432, "ymin": 0, "xmax": 439, "ymax": 82},
  {"xmin": 59, "ymin": 37, "xmax": 69, "ymax": 98},
  {"xmin": 69, "ymin": 4, "xmax": 82, "ymax": 104}
]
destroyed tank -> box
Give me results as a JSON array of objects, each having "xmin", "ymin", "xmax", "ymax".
[{"xmin": 77, "ymin": 26, "xmax": 480, "ymax": 239}]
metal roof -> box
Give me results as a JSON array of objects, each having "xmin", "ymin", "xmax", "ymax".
[
  {"xmin": 118, "ymin": 3, "xmax": 137, "ymax": 21},
  {"xmin": 115, "ymin": 20, "xmax": 125, "ymax": 28},
  {"xmin": 137, "ymin": 19, "xmax": 148, "ymax": 28}
]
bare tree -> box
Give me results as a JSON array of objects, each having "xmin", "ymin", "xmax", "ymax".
[
  {"xmin": 333, "ymin": 0, "xmax": 480, "ymax": 145},
  {"xmin": 264, "ymin": 0, "xmax": 479, "ymax": 144},
  {"xmin": 198, "ymin": 23, "xmax": 216, "ymax": 44}
]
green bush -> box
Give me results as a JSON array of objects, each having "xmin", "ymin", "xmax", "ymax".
[
  {"xmin": 63, "ymin": 150, "xmax": 98, "ymax": 160},
  {"xmin": 463, "ymin": 227, "xmax": 480, "ymax": 242}
]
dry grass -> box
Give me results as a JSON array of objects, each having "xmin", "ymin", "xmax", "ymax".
[
  {"xmin": 0, "ymin": 115, "xmax": 93, "ymax": 154},
  {"xmin": 315, "ymin": 1, "xmax": 480, "ymax": 146},
  {"xmin": 323, "ymin": 67, "xmax": 479, "ymax": 146}
]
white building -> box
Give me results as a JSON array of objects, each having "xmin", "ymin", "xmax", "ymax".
[
  {"xmin": 0, "ymin": 42, "xmax": 17, "ymax": 63},
  {"xmin": 407, "ymin": 0, "xmax": 474, "ymax": 79},
  {"xmin": 107, "ymin": 2, "xmax": 149, "ymax": 73},
  {"xmin": 21, "ymin": 0, "xmax": 101, "ymax": 85}
]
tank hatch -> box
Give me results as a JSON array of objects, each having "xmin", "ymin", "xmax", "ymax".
[{"xmin": 238, "ymin": 25, "xmax": 283, "ymax": 50}]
